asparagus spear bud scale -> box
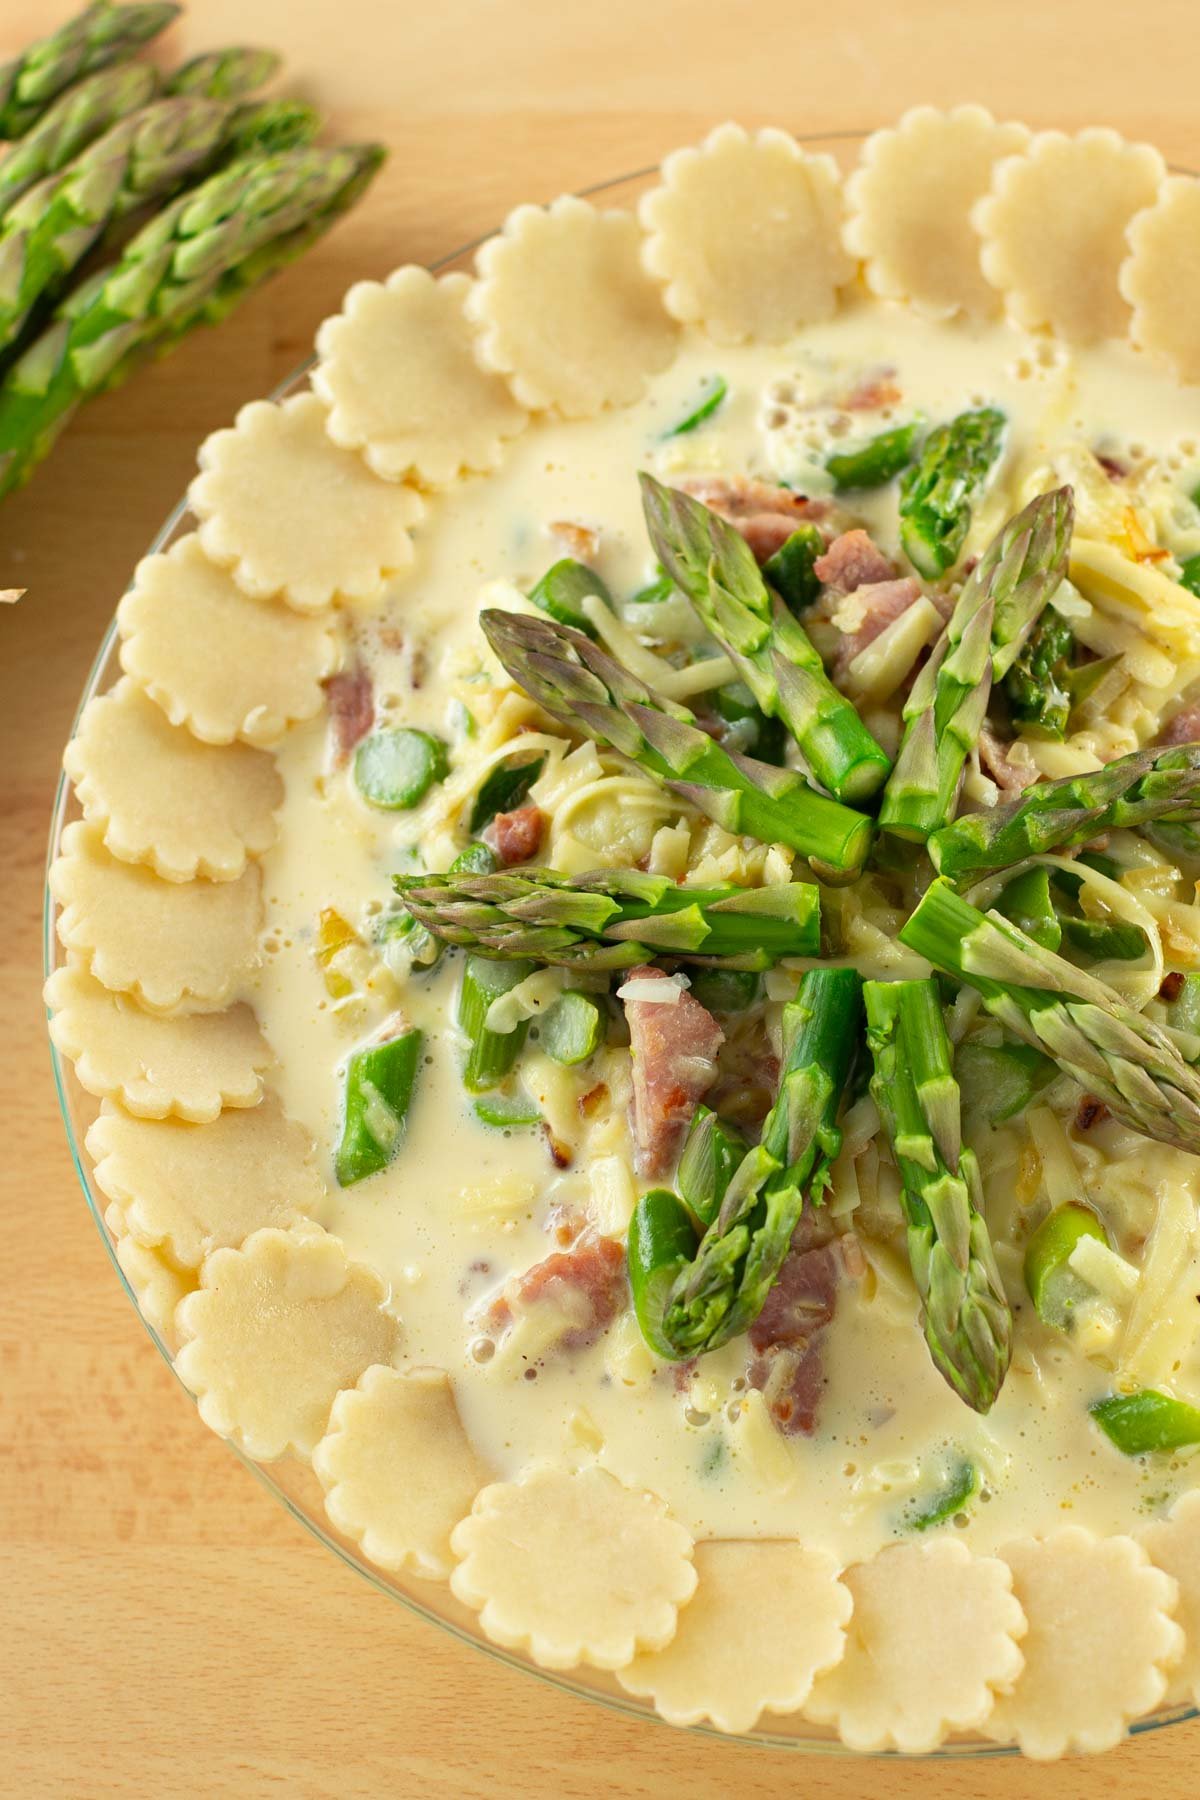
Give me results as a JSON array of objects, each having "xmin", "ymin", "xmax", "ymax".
[{"xmin": 0, "ymin": 1, "xmax": 179, "ymax": 140}]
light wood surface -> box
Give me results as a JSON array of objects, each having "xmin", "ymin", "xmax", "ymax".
[{"xmin": 5, "ymin": 2, "xmax": 1200, "ymax": 1794}]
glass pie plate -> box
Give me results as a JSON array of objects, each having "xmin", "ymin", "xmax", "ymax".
[{"xmin": 42, "ymin": 135, "xmax": 1200, "ymax": 1757}]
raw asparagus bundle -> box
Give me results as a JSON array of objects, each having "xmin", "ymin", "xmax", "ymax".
[
  {"xmin": 638, "ymin": 472, "xmax": 891, "ymax": 802},
  {"xmin": 929, "ymin": 742, "xmax": 1200, "ymax": 880},
  {"xmin": 396, "ymin": 867, "xmax": 821, "ymax": 971},
  {"xmin": 659, "ymin": 965, "xmax": 862, "ymax": 1354},
  {"xmin": 0, "ymin": 63, "xmax": 157, "ymax": 216},
  {"xmin": 0, "ymin": 142, "xmax": 382, "ymax": 497},
  {"xmin": 0, "ymin": 1, "xmax": 178, "ymax": 140},
  {"xmin": 865, "ymin": 979, "xmax": 1012, "ymax": 1413},
  {"xmin": 480, "ymin": 608, "xmax": 873, "ymax": 880},
  {"xmin": 900, "ymin": 877, "xmax": 1200, "ymax": 1154},
  {"xmin": 879, "ymin": 487, "xmax": 1074, "ymax": 842},
  {"xmin": 898, "ymin": 406, "xmax": 1007, "ymax": 577}
]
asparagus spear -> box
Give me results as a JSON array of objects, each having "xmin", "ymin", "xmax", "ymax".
[
  {"xmin": 676, "ymin": 1104, "xmax": 748, "ymax": 1226},
  {"xmin": 335, "ymin": 1025, "xmax": 423, "ymax": 1186},
  {"xmin": 865, "ymin": 978, "xmax": 1012, "ymax": 1413},
  {"xmin": 826, "ymin": 420, "xmax": 920, "ymax": 492},
  {"xmin": 458, "ymin": 955, "xmax": 534, "ymax": 1091},
  {"xmin": 1091, "ymin": 1389, "xmax": 1200, "ymax": 1455},
  {"xmin": 660, "ymin": 966, "xmax": 862, "ymax": 1355},
  {"xmin": 1024, "ymin": 1201, "xmax": 1107, "ymax": 1331},
  {"xmin": 899, "ymin": 877, "xmax": 1200, "ymax": 1154},
  {"xmin": 0, "ymin": 95, "xmax": 233, "ymax": 354},
  {"xmin": 879, "ymin": 488, "xmax": 1074, "ymax": 842},
  {"xmin": 639, "ymin": 472, "xmax": 891, "ymax": 802},
  {"xmin": 0, "ymin": 63, "xmax": 156, "ymax": 217},
  {"xmin": 760, "ymin": 524, "xmax": 823, "ymax": 615},
  {"xmin": 218, "ymin": 97, "xmax": 321, "ymax": 161},
  {"xmin": 0, "ymin": 1, "xmax": 178, "ymax": 141},
  {"xmin": 0, "ymin": 143, "xmax": 382, "ymax": 497},
  {"xmin": 1004, "ymin": 604, "xmax": 1074, "ymax": 738},
  {"xmin": 481, "ymin": 608, "xmax": 873, "ymax": 880},
  {"xmin": 166, "ymin": 47, "xmax": 281, "ymax": 100},
  {"xmin": 929, "ymin": 743, "xmax": 1200, "ymax": 880},
  {"xmin": 898, "ymin": 406, "xmax": 1007, "ymax": 577},
  {"xmin": 397, "ymin": 866, "xmax": 820, "ymax": 970}
]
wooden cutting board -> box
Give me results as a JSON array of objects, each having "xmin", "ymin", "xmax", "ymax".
[{"xmin": 4, "ymin": 2, "xmax": 1199, "ymax": 1793}]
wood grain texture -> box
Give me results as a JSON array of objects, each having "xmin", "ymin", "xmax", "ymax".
[{"xmin": 4, "ymin": 2, "xmax": 1200, "ymax": 1793}]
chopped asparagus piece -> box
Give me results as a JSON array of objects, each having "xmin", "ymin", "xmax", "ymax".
[
  {"xmin": 1024, "ymin": 1202, "xmax": 1107, "ymax": 1331},
  {"xmin": 375, "ymin": 907, "xmax": 442, "ymax": 972},
  {"xmin": 1060, "ymin": 917, "xmax": 1149, "ymax": 963},
  {"xmin": 826, "ymin": 420, "xmax": 921, "ymax": 491},
  {"xmin": 458, "ymin": 955, "xmax": 535, "ymax": 1092},
  {"xmin": 1049, "ymin": 853, "xmax": 1121, "ymax": 900},
  {"xmin": 761, "ymin": 524, "xmax": 824, "ymax": 615},
  {"xmin": 998, "ymin": 866, "xmax": 1062, "ymax": 952},
  {"xmin": 540, "ymin": 990, "xmax": 603, "ymax": 1065},
  {"xmin": 898, "ymin": 406, "xmax": 1007, "ymax": 578},
  {"xmin": 629, "ymin": 571, "xmax": 675, "ymax": 605},
  {"xmin": 1167, "ymin": 971, "xmax": 1200, "ymax": 1037},
  {"xmin": 474, "ymin": 1092, "xmax": 542, "ymax": 1128},
  {"xmin": 866, "ymin": 979, "xmax": 1012, "ymax": 1412},
  {"xmin": 686, "ymin": 968, "xmax": 761, "ymax": 1014},
  {"xmin": 1004, "ymin": 604, "xmax": 1074, "ymax": 738},
  {"xmin": 467, "ymin": 752, "xmax": 545, "ymax": 834},
  {"xmin": 955, "ymin": 1040, "xmax": 1056, "ymax": 1124},
  {"xmin": 628, "ymin": 1190, "xmax": 700, "ymax": 1360},
  {"xmin": 903, "ymin": 1457, "xmax": 981, "ymax": 1531},
  {"xmin": 710, "ymin": 680, "xmax": 786, "ymax": 764},
  {"xmin": 450, "ymin": 841, "xmax": 498, "ymax": 876},
  {"xmin": 676, "ymin": 1105, "xmax": 749, "ymax": 1226},
  {"xmin": 335, "ymin": 1027, "xmax": 423, "ymax": 1186},
  {"xmin": 354, "ymin": 728, "xmax": 448, "ymax": 809},
  {"xmin": 1090, "ymin": 1389, "xmax": 1200, "ymax": 1455},
  {"xmin": 663, "ymin": 374, "xmax": 727, "ymax": 438},
  {"xmin": 528, "ymin": 558, "xmax": 612, "ymax": 634},
  {"xmin": 1179, "ymin": 554, "xmax": 1200, "ymax": 598}
]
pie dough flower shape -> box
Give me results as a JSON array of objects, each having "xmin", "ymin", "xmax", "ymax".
[
  {"xmin": 113, "ymin": 1230, "xmax": 192, "ymax": 1339},
  {"xmin": 804, "ymin": 1537, "xmax": 1026, "ymax": 1753},
  {"xmin": 63, "ymin": 678, "xmax": 282, "ymax": 882},
  {"xmin": 314, "ymin": 268, "xmax": 529, "ymax": 485},
  {"xmin": 450, "ymin": 1463, "xmax": 697, "ymax": 1671},
  {"xmin": 639, "ymin": 123, "xmax": 853, "ymax": 345},
  {"xmin": 313, "ymin": 1365, "xmax": 488, "ymax": 1580},
  {"xmin": 189, "ymin": 393, "xmax": 424, "ymax": 613},
  {"xmin": 86, "ymin": 1093, "xmax": 327, "ymax": 1270},
  {"xmin": 1140, "ymin": 1490, "xmax": 1200, "ymax": 1706},
  {"xmin": 46, "ymin": 960, "xmax": 272, "ymax": 1121},
  {"xmin": 986, "ymin": 1527, "xmax": 1183, "ymax": 1757},
  {"xmin": 50, "ymin": 820, "xmax": 263, "ymax": 1014},
  {"xmin": 617, "ymin": 1540, "xmax": 851, "ymax": 1733},
  {"xmin": 973, "ymin": 128, "xmax": 1166, "ymax": 343},
  {"xmin": 174, "ymin": 1227, "xmax": 402, "ymax": 1463},
  {"xmin": 117, "ymin": 534, "xmax": 339, "ymax": 747},
  {"xmin": 1120, "ymin": 177, "xmax": 1200, "ymax": 385},
  {"xmin": 467, "ymin": 196, "xmax": 679, "ymax": 418},
  {"xmin": 844, "ymin": 105, "xmax": 1030, "ymax": 319}
]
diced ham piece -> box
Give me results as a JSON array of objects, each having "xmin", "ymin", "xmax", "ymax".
[
  {"xmin": 978, "ymin": 723, "xmax": 1037, "ymax": 797},
  {"xmin": 744, "ymin": 1215, "xmax": 843, "ymax": 1438},
  {"xmin": 832, "ymin": 576, "xmax": 924, "ymax": 675},
  {"xmin": 675, "ymin": 475, "xmax": 831, "ymax": 566},
  {"xmin": 324, "ymin": 663, "xmax": 374, "ymax": 764},
  {"xmin": 485, "ymin": 1231, "xmax": 627, "ymax": 1351},
  {"xmin": 840, "ymin": 366, "xmax": 902, "ymax": 411},
  {"xmin": 550, "ymin": 520, "xmax": 599, "ymax": 562},
  {"xmin": 814, "ymin": 528, "xmax": 895, "ymax": 595},
  {"xmin": 622, "ymin": 966, "xmax": 724, "ymax": 1178},
  {"xmin": 485, "ymin": 802, "xmax": 544, "ymax": 865},
  {"xmin": 1158, "ymin": 706, "xmax": 1200, "ymax": 748}
]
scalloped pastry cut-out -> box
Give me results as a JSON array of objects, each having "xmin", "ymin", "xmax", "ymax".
[
  {"xmin": 117, "ymin": 533, "xmax": 339, "ymax": 747},
  {"xmin": 63, "ymin": 678, "xmax": 282, "ymax": 882},
  {"xmin": 314, "ymin": 268, "xmax": 529, "ymax": 486},
  {"xmin": 174, "ymin": 1228, "xmax": 402, "ymax": 1462},
  {"xmin": 987, "ymin": 1528, "xmax": 1183, "ymax": 1758},
  {"xmin": 639, "ymin": 123, "xmax": 853, "ymax": 345},
  {"xmin": 86, "ymin": 1093, "xmax": 327, "ymax": 1269},
  {"xmin": 1120, "ymin": 177, "xmax": 1200, "ymax": 385},
  {"xmin": 617, "ymin": 1540, "xmax": 851, "ymax": 1733},
  {"xmin": 113, "ymin": 1231, "xmax": 192, "ymax": 1340},
  {"xmin": 467, "ymin": 197, "xmax": 679, "ymax": 418},
  {"xmin": 844, "ymin": 106, "xmax": 1031, "ymax": 319},
  {"xmin": 189, "ymin": 393, "xmax": 424, "ymax": 613},
  {"xmin": 450, "ymin": 1464, "xmax": 696, "ymax": 1670},
  {"xmin": 50, "ymin": 820, "xmax": 262, "ymax": 1013},
  {"xmin": 46, "ymin": 960, "xmax": 271, "ymax": 1121},
  {"xmin": 314, "ymin": 1365, "xmax": 488, "ymax": 1580},
  {"xmin": 804, "ymin": 1537, "xmax": 1026, "ymax": 1753},
  {"xmin": 1140, "ymin": 1490, "xmax": 1200, "ymax": 1706},
  {"xmin": 974, "ymin": 128, "xmax": 1166, "ymax": 343}
]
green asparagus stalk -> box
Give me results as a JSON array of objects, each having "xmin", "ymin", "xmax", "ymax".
[
  {"xmin": 166, "ymin": 47, "xmax": 281, "ymax": 99},
  {"xmin": 395, "ymin": 867, "xmax": 821, "ymax": 971},
  {"xmin": 1091, "ymin": 1388, "xmax": 1200, "ymax": 1455},
  {"xmin": 879, "ymin": 488, "xmax": 1074, "ymax": 842},
  {"xmin": 458, "ymin": 955, "xmax": 535, "ymax": 1091},
  {"xmin": 954, "ymin": 1039, "xmax": 1056, "ymax": 1124},
  {"xmin": 539, "ymin": 990, "xmax": 603, "ymax": 1065},
  {"xmin": 929, "ymin": 743, "xmax": 1200, "ymax": 880},
  {"xmin": 826, "ymin": 420, "xmax": 921, "ymax": 492},
  {"xmin": 0, "ymin": 62, "xmax": 156, "ymax": 216},
  {"xmin": 0, "ymin": 143, "xmax": 382, "ymax": 498},
  {"xmin": 865, "ymin": 978, "xmax": 1013, "ymax": 1413},
  {"xmin": 335, "ymin": 1025, "xmax": 423, "ymax": 1186},
  {"xmin": 218, "ymin": 97, "xmax": 321, "ymax": 161},
  {"xmin": 1003, "ymin": 604, "xmax": 1075, "ymax": 738},
  {"xmin": 639, "ymin": 472, "xmax": 891, "ymax": 802},
  {"xmin": 0, "ymin": 95, "xmax": 233, "ymax": 353},
  {"xmin": 481, "ymin": 608, "xmax": 873, "ymax": 881},
  {"xmin": 898, "ymin": 406, "xmax": 1007, "ymax": 577},
  {"xmin": 899, "ymin": 877, "xmax": 1200, "ymax": 1154},
  {"xmin": 760, "ymin": 524, "xmax": 823, "ymax": 615},
  {"xmin": 676, "ymin": 1105, "xmax": 748, "ymax": 1226},
  {"xmin": 1024, "ymin": 1201, "xmax": 1107, "ymax": 1331},
  {"xmin": 0, "ymin": 2, "xmax": 178, "ymax": 140},
  {"xmin": 660, "ymin": 966, "xmax": 862, "ymax": 1355}
]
